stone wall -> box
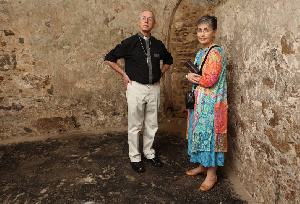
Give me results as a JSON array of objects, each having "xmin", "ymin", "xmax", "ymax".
[
  {"xmin": 169, "ymin": 0, "xmax": 299, "ymax": 203},
  {"xmin": 215, "ymin": 0, "xmax": 299, "ymax": 203},
  {"xmin": 168, "ymin": 0, "xmax": 220, "ymax": 118},
  {"xmin": 1, "ymin": 0, "xmax": 299, "ymax": 203},
  {"xmin": 0, "ymin": 0, "xmax": 178, "ymax": 140}
]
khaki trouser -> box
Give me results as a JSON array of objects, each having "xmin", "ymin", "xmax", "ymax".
[{"xmin": 126, "ymin": 81, "xmax": 160, "ymax": 162}]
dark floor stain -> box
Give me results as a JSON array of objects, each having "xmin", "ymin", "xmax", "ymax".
[{"xmin": 0, "ymin": 131, "xmax": 246, "ymax": 204}]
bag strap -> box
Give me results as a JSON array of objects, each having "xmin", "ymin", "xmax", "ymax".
[
  {"xmin": 199, "ymin": 45, "xmax": 219, "ymax": 73},
  {"xmin": 194, "ymin": 45, "xmax": 219, "ymax": 90},
  {"xmin": 200, "ymin": 45, "xmax": 219, "ymax": 69}
]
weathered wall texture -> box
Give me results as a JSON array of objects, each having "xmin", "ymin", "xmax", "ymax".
[
  {"xmin": 1, "ymin": 0, "xmax": 299, "ymax": 203},
  {"xmin": 0, "ymin": 0, "xmax": 178, "ymax": 141},
  {"xmin": 169, "ymin": 0, "xmax": 299, "ymax": 203},
  {"xmin": 216, "ymin": 0, "xmax": 299, "ymax": 203},
  {"xmin": 168, "ymin": 0, "xmax": 221, "ymax": 118}
]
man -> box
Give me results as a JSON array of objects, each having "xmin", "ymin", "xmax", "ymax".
[{"xmin": 104, "ymin": 10, "xmax": 173, "ymax": 173}]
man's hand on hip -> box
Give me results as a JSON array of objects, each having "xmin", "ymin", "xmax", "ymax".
[{"xmin": 123, "ymin": 74, "xmax": 132, "ymax": 89}]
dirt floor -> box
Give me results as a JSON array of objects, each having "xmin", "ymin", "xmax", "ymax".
[{"xmin": 0, "ymin": 130, "xmax": 247, "ymax": 204}]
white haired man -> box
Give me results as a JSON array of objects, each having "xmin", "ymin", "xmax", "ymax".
[{"xmin": 105, "ymin": 10, "xmax": 173, "ymax": 173}]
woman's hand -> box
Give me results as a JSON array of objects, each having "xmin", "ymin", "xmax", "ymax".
[{"xmin": 186, "ymin": 73, "xmax": 201, "ymax": 84}]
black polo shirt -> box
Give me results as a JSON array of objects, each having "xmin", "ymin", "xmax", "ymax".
[{"xmin": 105, "ymin": 33, "xmax": 173, "ymax": 84}]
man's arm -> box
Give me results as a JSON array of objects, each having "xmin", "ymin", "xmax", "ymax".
[
  {"xmin": 161, "ymin": 64, "xmax": 171, "ymax": 75},
  {"xmin": 160, "ymin": 42, "xmax": 173, "ymax": 76},
  {"xmin": 105, "ymin": 61, "xmax": 132, "ymax": 88}
]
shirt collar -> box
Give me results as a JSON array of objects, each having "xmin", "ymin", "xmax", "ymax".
[{"xmin": 138, "ymin": 32, "xmax": 151, "ymax": 40}]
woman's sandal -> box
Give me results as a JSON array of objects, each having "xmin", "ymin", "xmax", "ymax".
[
  {"xmin": 199, "ymin": 176, "xmax": 218, "ymax": 191},
  {"xmin": 186, "ymin": 168, "xmax": 208, "ymax": 176}
]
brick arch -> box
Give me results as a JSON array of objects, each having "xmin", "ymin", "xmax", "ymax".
[{"xmin": 165, "ymin": 0, "xmax": 218, "ymax": 118}]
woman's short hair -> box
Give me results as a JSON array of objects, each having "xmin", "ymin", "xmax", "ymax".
[{"xmin": 197, "ymin": 15, "xmax": 218, "ymax": 30}]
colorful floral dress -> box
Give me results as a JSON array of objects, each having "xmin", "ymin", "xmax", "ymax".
[{"xmin": 186, "ymin": 46, "xmax": 227, "ymax": 167}]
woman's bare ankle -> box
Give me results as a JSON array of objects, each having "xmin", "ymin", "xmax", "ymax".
[
  {"xmin": 186, "ymin": 165, "xmax": 207, "ymax": 175},
  {"xmin": 198, "ymin": 165, "xmax": 207, "ymax": 171}
]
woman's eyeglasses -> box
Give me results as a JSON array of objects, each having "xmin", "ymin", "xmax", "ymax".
[{"xmin": 196, "ymin": 28, "xmax": 212, "ymax": 34}]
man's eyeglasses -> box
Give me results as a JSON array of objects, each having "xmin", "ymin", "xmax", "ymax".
[
  {"xmin": 139, "ymin": 16, "xmax": 154, "ymax": 22},
  {"xmin": 196, "ymin": 28, "xmax": 212, "ymax": 34}
]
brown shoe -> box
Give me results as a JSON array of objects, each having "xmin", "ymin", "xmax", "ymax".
[
  {"xmin": 186, "ymin": 168, "xmax": 207, "ymax": 176},
  {"xmin": 199, "ymin": 176, "xmax": 217, "ymax": 191}
]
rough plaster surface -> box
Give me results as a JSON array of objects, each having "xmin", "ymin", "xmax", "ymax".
[
  {"xmin": 0, "ymin": 0, "xmax": 178, "ymax": 140},
  {"xmin": 168, "ymin": 0, "xmax": 299, "ymax": 203},
  {"xmin": 215, "ymin": 0, "xmax": 300, "ymax": 203},
  {"xmin": 0, "ymin": 0, "xmax": 299, "ymax": 203}
]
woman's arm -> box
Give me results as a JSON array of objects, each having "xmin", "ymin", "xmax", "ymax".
[{"xmin": 198, "ymin": 50, "xmax": 223, "ymax": 87}]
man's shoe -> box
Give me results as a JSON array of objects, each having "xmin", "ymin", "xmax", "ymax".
[
  {"xmin": 146, "ymin": 157, "xmax": 163, "ymax": 167},
  {"xmin": 131, "ymin": 161, "xmax": 145, "ymax": 173}
]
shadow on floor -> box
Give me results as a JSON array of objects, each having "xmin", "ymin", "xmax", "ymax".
[{"xmin": 0, "ymin": 131, "xmax": 246, "ymax": 203}]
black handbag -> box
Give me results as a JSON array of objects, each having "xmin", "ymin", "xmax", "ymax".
[
  {"xmin": 185, "ymin": 45, "xmax": 219, "ymax": 109},
  {"xmin": 185, "ymin": 91, "xmax": 195, "ymax": 109}
]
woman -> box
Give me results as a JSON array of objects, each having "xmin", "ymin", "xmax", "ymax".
[{"xmin": 186, "ymin": 15, "xmax": 227, "ymax": 191}]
